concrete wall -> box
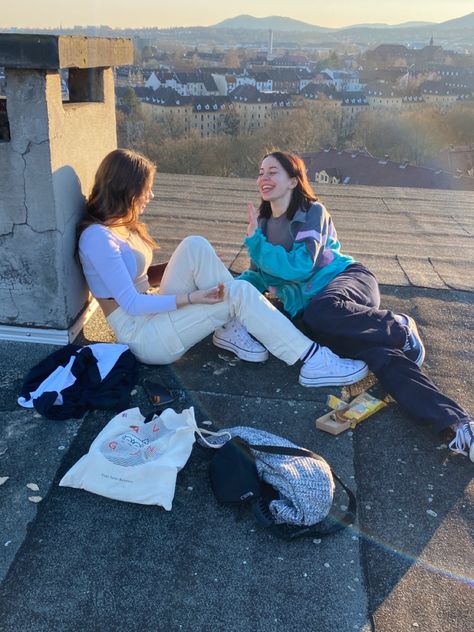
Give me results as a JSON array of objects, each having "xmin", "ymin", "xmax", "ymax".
[{"xmin": 0, "ymin": 67, "xmax": 116, "ymax": 329}]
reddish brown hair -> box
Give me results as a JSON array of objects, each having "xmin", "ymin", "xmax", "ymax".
[{"xmin": 77, "ymin": 148, "xmax": 158, "ymax": 249}]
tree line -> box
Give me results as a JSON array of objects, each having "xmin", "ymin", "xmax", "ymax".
[{"xmin": 117, "ymin": 97, "xmax": 474, "ymax": 177}]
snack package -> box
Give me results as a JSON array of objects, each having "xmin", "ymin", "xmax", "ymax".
[
  {"xmin": 326, "ymin": 394, "xmax": 349, "ymax": 411},
  {"xmin": 336, "ymin": 393, "xmax": 387, "ymax": 425},
  {"xmin": 336, "ymin": 392, "xmax": 387, "ymax": 423},
  {"xmin": 316, "ymin": 392, "xmax": 387, "ymax": 435}
]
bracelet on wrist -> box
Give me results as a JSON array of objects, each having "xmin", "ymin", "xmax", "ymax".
[{"xmin": 187, "ymin": 292, "xmax": 193, "ymax": 305}]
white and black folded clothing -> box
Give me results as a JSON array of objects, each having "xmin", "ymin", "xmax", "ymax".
[{"xmin": 18, "ymin": 343, "xmax": 138, "ymax": 420}]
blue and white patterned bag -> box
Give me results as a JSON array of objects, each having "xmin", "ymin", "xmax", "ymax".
[{"xmin": 203, "ymin": 426, "xmax": 356, "ymax": 538}]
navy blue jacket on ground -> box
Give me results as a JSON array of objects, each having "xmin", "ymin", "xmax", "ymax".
[{"xmin": 18, "ymin": 343, "xmax": 138, "ymax": 420}]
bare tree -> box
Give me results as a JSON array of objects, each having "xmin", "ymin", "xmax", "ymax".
[
  {"xmin": 443, "ymin": 104, "xmax": 474, "ymax": 145},
  {"xmin": 352, "ymin": 108, "xmax": 449, "ymax": 165}
]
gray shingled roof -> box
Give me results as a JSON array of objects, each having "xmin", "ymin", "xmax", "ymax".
[{"xmin": 302, "ymin": 148, "xmax": 474, "ymax": 192}]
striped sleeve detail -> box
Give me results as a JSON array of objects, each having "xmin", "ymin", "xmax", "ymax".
[{"xmin": 295, "ymin": 229, "xmax": 323, "ymax": 243}]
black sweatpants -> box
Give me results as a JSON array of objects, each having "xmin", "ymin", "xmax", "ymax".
[{"xmin": 300, "ymin": 263, "xmax": 471, "ymax": 433}]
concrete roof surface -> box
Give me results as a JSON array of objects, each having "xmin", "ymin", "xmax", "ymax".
[
  {"xmin": 0, "ymin": 176, "xmax": 472, "ymax": 632},
  {"xmin": 148, "ymin": 174, "xmax": 474, "ymax": 291}
]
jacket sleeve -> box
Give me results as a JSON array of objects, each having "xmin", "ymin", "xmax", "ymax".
[
  {"xmin": 291, "ymin": 203, "xmax": 333, "ymax": 263},
  {"xmin": 236, "ymin": 269, "xmax": 268, "ymax": 293},
  {"xmin": 244, "ymin": 229, "xmax": 315, "ymax": 282}
]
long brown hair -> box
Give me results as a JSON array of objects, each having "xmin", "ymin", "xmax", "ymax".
[
  {"xmin": 258, "ymin": 151, "xmax": 318, "ymax": 221},
  {"xmin": 77, "ymin": 148, "xmax": 158, "ymax": 249}
]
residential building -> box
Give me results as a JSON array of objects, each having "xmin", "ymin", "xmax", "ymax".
[
  {"xmin": 359, "ymin": 68, "xmax": 410, "ymax": 86},
  {"xmin": 364, "ymin": 43, "xmax": 445, "ymax": 67},
  {"xmin": 365, "ymin": 44, "xmax": 410, "ymax": 67},
  {"xmin": 265, "ymin": 68, "xmax": 309, "ymax": 93},
  {"xmin": 228, "ymin": 85, "xmax": 297, "ymax": 134},
  {"xmin": 116, "ymin": 85, "xmax": 233, "ymax": 138},
  {"xmin": 301, "ymin": 83, "xmax": 338, "ymax": 100},
  {"xmin": 250, "ymin": 71, "xmax": 272, "ymax": 92},
  {"xmin": 190, "ymin": 96, "xmax": 232, "ymax": 137},
  {"xmin": 321, "ymin": 69, "xmax": 362, "ymax": 92},
  {"xmin": 301, "ymin": 147, "xmax": 474, "ymax": 190},
  {"xmin": 364, "ymin": 85, "xmax": 406, "ymax": 111},
  {"xmin": 128, "ymin": 86, "xmax": 193, "ymax": 134},
  {"xmin": 174, "ymin": 71, "xmax": 208, "ymax": 96},
  {"xmin": 269, "ymin": 54, "xmax": 310, "ymax": 69},
  {"xmin": 115, "ymin": 65, "xmax": 145, "ymax": 87},
  {"xmin": 418, "ymin": 80, "xmax": 472, "ymax": 111},
  {"xmin": 144, "ymin": 70, "xmax": 179, "ymax": 92},
  {"xmin": 339, "ymin": 92, "xmax": 369, "ymax": 130}
]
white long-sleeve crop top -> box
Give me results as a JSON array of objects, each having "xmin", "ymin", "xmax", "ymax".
[{"xmin": 78, "ymin": 224, "xmax": 177, "ymax": 316}]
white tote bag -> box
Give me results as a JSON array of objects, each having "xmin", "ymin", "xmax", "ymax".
[{"xmin": 60, "ymin": 406, "xmax": 212, "ymax": 509}]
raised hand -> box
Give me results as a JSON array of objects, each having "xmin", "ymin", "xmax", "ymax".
[{"xmin": 246, "ymin": 202, "xmax": 258, "ymax": 237}]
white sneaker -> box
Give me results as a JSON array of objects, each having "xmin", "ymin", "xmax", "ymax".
[
  {"xmin": 213, "ymin": 318, "xmax": 269, "ymax": 363},
  {"xmin": 299, "ymin": 345, "xmax": 368, "ymax": 387},
  {"xmin": 449, "ymin": 421, "xmax": 474, "ymax": 463}
]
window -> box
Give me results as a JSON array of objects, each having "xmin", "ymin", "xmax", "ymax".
[{"xmin": 62, "ymin": 68, "xmax": 104, "ymax": 103}]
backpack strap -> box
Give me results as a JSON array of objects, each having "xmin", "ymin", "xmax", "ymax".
[{"xmin": 246, "ymin": 443, "xmax": 357, "ymax": 541}]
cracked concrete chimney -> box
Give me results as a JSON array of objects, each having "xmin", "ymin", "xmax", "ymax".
[{"xmin": 0, "ymin": 34, "xmax": 133, "ymax": 343}]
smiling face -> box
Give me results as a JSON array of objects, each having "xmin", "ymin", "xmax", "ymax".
[{"xmin": 257, "ymin": 155, "xmax": 297, "ymax": 215}]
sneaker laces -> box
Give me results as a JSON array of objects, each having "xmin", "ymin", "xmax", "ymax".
[
  {"xmin": 402, "ymin": 328, "xmax": 414, "ymax": 352},
  {"xmin": 225, "ymin": 318, "xmax": 265, "ymax": 350},
  {"xmin": 449, "ymin": 422, "xmax": 473, "ymax": 456},
  {"xmin": 306, "ymin": 345, "xmax": 357, "ymax": 370},
  {"xmin": 317, "ymin": 346, "xmax": 339, "ymax": 367}
]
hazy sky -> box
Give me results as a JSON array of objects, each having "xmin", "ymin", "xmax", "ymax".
[{"xmin": 1, "ymin": 0, "xmax": 472, "ymax": 29}]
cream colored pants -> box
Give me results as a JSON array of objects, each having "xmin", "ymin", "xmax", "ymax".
[{"xmin": 108, "ymin": 235, "xmax": 312, "ymax": 365}]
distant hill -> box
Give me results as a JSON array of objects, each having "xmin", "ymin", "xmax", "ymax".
[
  {"xmin": 213, "ymin": 12, "xmax": 474, "ymax": 33},
  {"xmin": 336, "ymin": 12, "xmax": 474, "ymax": 40},
  {"xmin": 437, "ymin": 11, "xmax": 474, "ymax": 28},
  {"xmin": 214, "ymin": 14, "xmax": 329, "ymax": 32}
]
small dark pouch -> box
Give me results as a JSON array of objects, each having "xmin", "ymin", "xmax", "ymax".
[
  {"xmin": 209, "ymin": 437, "xmax": 261, "ymax": 504},
  {"xmin": 143, "ymin": 379, "xmax": 175, "ymax": 407}
]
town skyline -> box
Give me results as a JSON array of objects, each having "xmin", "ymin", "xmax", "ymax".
[{"xmin": 1, "ymin": 1, "xmax": 473, "ymax": 30}]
